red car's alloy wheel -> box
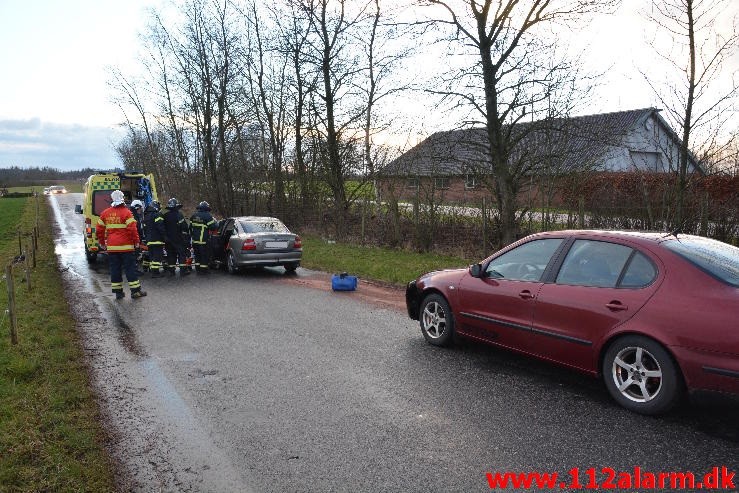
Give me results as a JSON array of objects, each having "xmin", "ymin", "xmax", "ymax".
[
  {"xmin": 420, "ymin": 294, "xmax": 455, "ymax": 347},
  {"xmin": 611, "ymin": 346, "xmax": 663, "ymax": 402}
]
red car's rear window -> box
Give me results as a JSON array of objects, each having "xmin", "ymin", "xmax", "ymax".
[{"xmin": 664, "ymin": 237, "xmax": 739, "ymax": 287}]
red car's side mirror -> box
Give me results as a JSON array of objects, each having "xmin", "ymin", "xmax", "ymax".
[{"xmin": 469, "ymin": 263, "xmax": 482, "ymax": 278}]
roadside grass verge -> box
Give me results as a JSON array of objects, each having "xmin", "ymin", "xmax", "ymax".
[
  {"xmin": 301, "ymin": 235, "xmax": 473, "ymax": 285},
  {"xmin": 0, "ymin": 197, "xmax": 115, "ymax": 491}
]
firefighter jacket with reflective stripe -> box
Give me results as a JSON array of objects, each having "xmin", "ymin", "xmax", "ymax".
[
  {"xmin": 143, "ymin": 208, "xmax": 166, "ymax": 245},
  {"xmin": 160, "ymin": 207, "xmax": 189, "ymax": 246},
  {"xmin": 190, "ymin": 211, "xmax": 218, "ymax": 244},
  {"xmin": 96, "ymin": 205, "xmax": 140, "ymax": 253}
]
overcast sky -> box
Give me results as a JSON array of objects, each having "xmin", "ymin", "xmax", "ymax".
[
  {"xmin": 0, "ymin": 0, "xmax": 734, "ymax": 171},
  {"xmin": 0, "ymin": 0, "xmax": 159, "ymax": 171}
]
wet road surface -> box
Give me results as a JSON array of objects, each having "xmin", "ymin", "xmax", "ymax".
[{"xmin": 50, "ymin": 193, "xmax": 739, "ymax": 492}]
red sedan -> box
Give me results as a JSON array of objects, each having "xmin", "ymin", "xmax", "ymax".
[{"xmin": 406, "ymin": 230, "xmax": 739, "ymax": 415}]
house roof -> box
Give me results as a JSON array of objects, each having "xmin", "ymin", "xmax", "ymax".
[{"xmin": 381, "ymin": 108, "xmax": 701, "ymax": 177}]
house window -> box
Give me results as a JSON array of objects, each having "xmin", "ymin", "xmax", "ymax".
[
  {"xmin": 406, "ymin": 177, "xmax": 419, "ymax": 189},
  {"xmin": 434, "ymin": 177, "xmax": 450, "ymax": 189},
  {"xmin": 465, "ymin": 174, "xmax": 477, "ymax": 190}
]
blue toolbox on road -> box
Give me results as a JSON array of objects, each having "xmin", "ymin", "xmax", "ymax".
[{"xmin": 332, "ymin": 272, "xmax": 358, "ymax": 291}]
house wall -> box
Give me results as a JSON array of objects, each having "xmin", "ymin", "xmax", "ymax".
[
  {"xmin": 602, "ymin": 114, "xmax": 693, "ymax": 173},
  {"xmin": 376, "ymin": 175, "xmax": 552, "ymax": 207},
  {"xmin": 377, "ymin": 176, "xmax": 492, "ymax": 204}
]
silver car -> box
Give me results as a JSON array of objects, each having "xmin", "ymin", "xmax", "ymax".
[{"xmin": 210, "ymin": 216, "xmax": 302, "ymax": 273}]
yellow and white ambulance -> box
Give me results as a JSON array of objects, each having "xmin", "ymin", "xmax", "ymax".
[{"xmin": 75, "ymin": 172, "xmax": 159, "ymax": 263}]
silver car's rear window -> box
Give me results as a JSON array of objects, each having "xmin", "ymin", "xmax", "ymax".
[
  {"xmin": 664, "ymin": 237, "xmax": 739, "ymax": 287},
  {"xmin": 239, "ymin": 219, "xmax": 290, "ymax": 234}
]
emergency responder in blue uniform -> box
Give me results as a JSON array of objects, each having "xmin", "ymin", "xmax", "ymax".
[
  {"xmin": 160, "ymin": 198, "xmax": 192, "ymax": 276},
  {"xmin": 143, "ymin": 201, "xmax": 166, "ymax": 277},
  {"xmin": 190, "ymin": 201, "xmax": 218, "ymax": 273}
]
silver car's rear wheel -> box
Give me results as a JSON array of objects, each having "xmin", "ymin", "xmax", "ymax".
[
  {"xmin": 419, "ymin": 294, "xmax": 454, "ymax": 347},
  {"xmin": 603, "ymin": 335, "xmax": 682, "ymax": 415},
  {"xmin": 227, "ymin": 251, "xmax": 239, "ymax": 274}
]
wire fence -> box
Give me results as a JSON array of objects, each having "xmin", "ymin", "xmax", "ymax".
[{"xmin": 2, "ymin": 194, "xmax": 40, "ymax": 345}]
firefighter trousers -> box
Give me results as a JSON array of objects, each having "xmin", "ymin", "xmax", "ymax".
[
  {"xmin": 108, "ymin": 252, "xmax": 142, "ymax": 294},
  {"xmin": 148, "ymin": 244, "xmax": 164, "ymax": 273},
  {"xmin": 192, "ymin": 242, "xmax": 211, "ymax": 271}
]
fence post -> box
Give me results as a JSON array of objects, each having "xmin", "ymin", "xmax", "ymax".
[
  {"xmin": 361, "ymin": 198, "xmax": 366, "ymax": 243},
  {"xmin": 5, "ymin": 264, "xmax": 18, "ymax": 345},
  {"xmin": 31, "ymin": 229, "xmax": 37, "ymax": 268},
  {"xmin": 24, "ymin": 245, "xmax": 31, "ymax": 291},
  {"xmin": 482, "ymin": 197, "xmax": 487, "ymax": 253}
]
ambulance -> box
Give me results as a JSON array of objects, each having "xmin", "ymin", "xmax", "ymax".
[{"xmin": 74, "ymin": 171, "xmax": 159, "ymax": 263}]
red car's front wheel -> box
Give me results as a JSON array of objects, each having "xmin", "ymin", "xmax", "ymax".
[{"xmin": 420, "ymin": 294, "xmax": 455, "ymax": 347}]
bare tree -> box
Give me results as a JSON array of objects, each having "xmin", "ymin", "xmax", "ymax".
[
  {"xmin": 295, "ymin": 0, "xmax": 380, "ymax": 236},
  {"xmin": 282, "ymin": 6, "xmax": 316, "ymax": 212},
  {"xmin": 417, "ymin": 0, "xmax": 617, "ymax": 246},
  {"xmin": 244, "ymin": 1, "xmax": 290, "ymax": 215},
  {"xmin": 136, "ymin": 0, "xmax": 249, "ymax": 213},
  {"xmin": 642, "ymin": 0, "xmax": 739, "ymax": 227},
  {"xmin": 359, "ymin": 1, "xmax": 414, "ymax": 182}
]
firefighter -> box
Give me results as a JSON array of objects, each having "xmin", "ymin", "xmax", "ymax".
[
  {"xmin": 143, "ymin": 201, "xmax": 166, "ymax": 278},
  {"xmin": 160, "ymin": 197, "xmax": 191, "ymax": 276},
  {"xmin": 190, "ymin": 201, "xmax": 218, "ymax": 273},
  {"xmin": 129, "ymin": 199, "xmax": 147, "ymax": 272},
  {"xmin": 129, "ymin": 200, "xmax": 145, "ymax": 239},
  {"xmin": 96, "ymin": 190, "xmax": 147, "ymax": 299}
]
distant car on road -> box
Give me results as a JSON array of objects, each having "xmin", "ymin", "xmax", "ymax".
[
  {"xmin": 406, "ymin": 230, "xmax": 739, "ymax": 415},
  {"xmin": 46, "ymin": 185, "xmax": 67, "ymax": 194},
  {"xmin": 209, "ymin": 216, "xmax": 302, "ymax": 274}
]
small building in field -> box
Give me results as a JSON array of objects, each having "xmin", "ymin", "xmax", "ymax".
[{"xmin": 377, "ymin": 108, "xmax": 702, "ymax": 204}]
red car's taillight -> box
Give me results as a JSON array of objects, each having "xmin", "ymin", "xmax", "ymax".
[
  {"xmin": 293, "ymin": 235, "xmax": 302, "ymax": 249},
  {"xmin": 242, "ymin": 238, "xmax": 256, "ymax": 251}
]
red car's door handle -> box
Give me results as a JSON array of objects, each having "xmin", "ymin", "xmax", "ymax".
[
  {"xmin": 519, "ymin": 290, "xmax": 535, "ymax": 299},
  {"xmin": 605, "ymin": 301, "xmax": 628, "ymax": 311}
]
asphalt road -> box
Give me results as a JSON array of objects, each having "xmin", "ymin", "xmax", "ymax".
[{"xmin": 50, "ymin": 193, "xmax": 739, "ymax": 492}]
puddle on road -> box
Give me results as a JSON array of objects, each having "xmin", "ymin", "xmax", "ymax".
[{"xmin": 141, "ymin": 357, "xmax": 200, "ymax": 423}]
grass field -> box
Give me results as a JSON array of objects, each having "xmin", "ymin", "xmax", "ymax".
[
  {"xmin": 4, "ymin": 182, "xmax": 83, "ymax": 194},
  {"xmin": 0, "ymin": 198, "xmax": 27, "ymax": 245},
  {"xmin": 0, "ymin": 196, "xmax": 115, "ymax": 491},
  {"xmin": 301, "ymin": 236, "xmax": 471, "ymax": 285}
]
